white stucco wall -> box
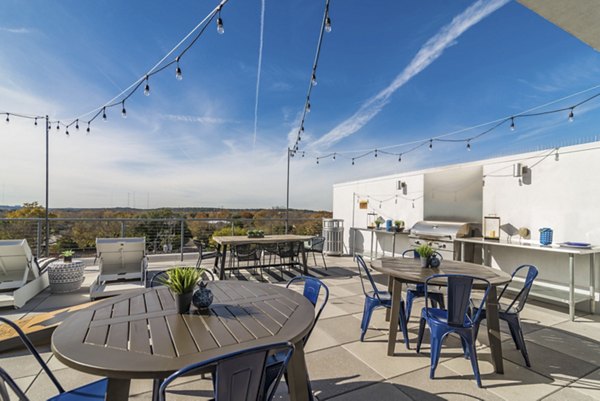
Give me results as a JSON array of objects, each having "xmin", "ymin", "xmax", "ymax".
[{"xmin": 333, "ymin": 141, "xmax": 600, "ymax": 312}]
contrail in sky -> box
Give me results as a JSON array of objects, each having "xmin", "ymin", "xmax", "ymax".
[
  {"xmin": 310, "ymin": 0, "xmax": 510, "ymax": 150},
  {"xmin": 253, "ymin": 0, "xmax": 266, "ymax": 147}
]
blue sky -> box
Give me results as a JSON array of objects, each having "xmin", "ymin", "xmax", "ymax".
[{"xmin": 2, "ymin": 0, "xmax": 600, "ymax": 210}]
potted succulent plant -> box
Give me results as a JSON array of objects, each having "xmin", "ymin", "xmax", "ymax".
[
  {"xmin": 394, "ymin": 220, "xmax": 405, "ymax": 232},
  {"xmin": 161, "ymin": 267, "xmax": 201, "ymax": 313},
  {"xmin": 374, "ymin": 217, "xmax": 385, "ymax": 229},
  {"xmin": 415, "ymin": 244, "xmax": 435, "ymax": 268},
  {"xmin": 247, "ymin": 229, "xmax": 265, "ymax": 238},
  {"xmin": 60, "ymin": 250, "xmax": 75, "ymax": 263}
]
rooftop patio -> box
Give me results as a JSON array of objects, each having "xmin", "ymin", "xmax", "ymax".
[{"xmin": 1, "ymin": 254, "xmax": 598, "ymax": 400}]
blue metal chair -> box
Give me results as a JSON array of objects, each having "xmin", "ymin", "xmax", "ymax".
[
  {"xmin": 0, "ymin": 317, "xmax": 108, "ymax": 400},
  {"xmin": 474, "ymin": 264, "xmax": 539, "ymax": 367},
  {"xmin": 402, "ymin": 249, "xmax": 445, "ymax": 320},
  {"xmin": 416, "ymin": 274, "xmax": 491, "ymax": 388},
  {"xmin": 158, "ymin": 342, "xmax": 294, "ymax": 401},
  {"xmin": 355, "ymin": 254, "xmax": 409, "ymax": 347},
  {"xmin": 264, "ymin": 276, "xmax": 329, "ymax": 401}
]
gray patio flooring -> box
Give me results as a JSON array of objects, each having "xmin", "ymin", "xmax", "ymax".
[{"xmin": 1, "ymin": 255, "xmax": 599, "ymax": 400}]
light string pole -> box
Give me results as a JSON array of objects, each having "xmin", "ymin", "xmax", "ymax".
[
  {"xmin": 45, "ymin": 115, "xmax": 49, "ymax": 256},
  {"xmin": 286, "ymin": 0, "xmax": 332, "ymax": 233}
]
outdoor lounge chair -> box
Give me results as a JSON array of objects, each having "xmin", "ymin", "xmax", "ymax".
[
  {"xmin": 0, "ymin": 239, "xmax": 49, "ymax": 308},
  {"xmin": 90, "ymin": 237, "xmax": 148, "ymax": 300}
]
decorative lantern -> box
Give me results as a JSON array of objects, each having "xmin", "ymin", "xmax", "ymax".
[{"xmin": 483, "ymin": 216, "xmax": 501, "ymax": 240}]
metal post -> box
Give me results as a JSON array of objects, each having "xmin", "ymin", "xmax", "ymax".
[
  {"xmin": 36, "ymin": 220, "xmax": 41, "ymax": 258},
  {"xmin": 286, "ymin": 148, "xmax": 291, "ymax": 234},
  {"xmin": 45, "ymin": 115, "xmax": 49, "ymax": 257},
  {"xmin": 120, "ymin": 221, "xmax": 125, "ymax": 237},
  {"xmin": 180, "ymin": 219, "xmax": 185, "ymax": 262}
]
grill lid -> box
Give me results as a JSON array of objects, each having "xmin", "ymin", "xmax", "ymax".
[{"xmin": 409, "ymin": 220, "xmax": 471, "ymax": 240}]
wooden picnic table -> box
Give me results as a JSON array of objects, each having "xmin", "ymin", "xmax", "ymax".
[
  {"xmin": 51, "ymin": 281, "xmax": 315, "ymax": 401},
  {"xmin": 212, "ymin": 234, "xmax": 314, "ymax": 280},
  {"xmin": 371, "ymin": 257, "xmax": 511, "ymax": 374}
]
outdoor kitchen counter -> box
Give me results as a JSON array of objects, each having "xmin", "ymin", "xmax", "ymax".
[
  {"xmin": 350, "ymin": 227, "xmax": 410, "ymax": 259},
  {"xmin": 455, "ymin": 237, "xmax": 599, "ymax": 321}
]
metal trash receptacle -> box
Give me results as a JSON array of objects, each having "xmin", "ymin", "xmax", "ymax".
[{"xmin": 323, "ymin": 219, "xmax": 344, "ymax": 256}]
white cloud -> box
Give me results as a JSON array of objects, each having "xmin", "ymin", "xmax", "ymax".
[
  {"xmin": 0, "ymin": 27, "xmax": 31, "ymax": 34},
  {"xmin": 309, "ymin": 0, "xmax": 510, "ymax": 151},
  {"xmin": 159, "ymin": 114, "xmax": 231, "ymax": 125}
]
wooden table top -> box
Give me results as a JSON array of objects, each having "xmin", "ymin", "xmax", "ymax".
[
  {"xmin": 213, "ymin": 234, "xmax": 314, "ymax": 246},
  {"xmin": 371, "ymin": 257, "xmax": 511, "ymax": 287},
  {"xmin": 51, "ymin": 282, "xmax": 315, "ymax": 379}
]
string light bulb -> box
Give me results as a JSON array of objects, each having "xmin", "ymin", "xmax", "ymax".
[
  {"xmin": 34, "ymin": 117, "xmax": 38, "ymax": 126},
  {"xmin": 75, "ymin": 119, "xmax": 79, "ymax": 130},
  {"xmin": 374, "ymin": 149, "xmax": 378, "ymax": 157},
  {"xmin": 311, "ymin": 72, "xmax": 317, "ymax": 86},
  {"xmin": 333, "ymin": 153, "xmax": 336, "ymax": 160},
  {"xmin": 467, "ymin": 141, "xmax": 471, "ymax": 151},
  {"xmin": 217, "ymin": 17, "xmax": 224, "ymax": 34},
  {"xmin": 316, "ymin": 159, "xmax": 319, "ymax": 165},
  {"xmin": 175, "ymin": 57, "xmax": 183, "ymax": 81},
  {"xmin": 510, "ymin": 117, "xmax": 515, "ymax": 131},
  {"xmin": 86, "ymin": 122, "xmax": 91, "ymax": 133},
  {"xmin": 121, "ymin": 101, "xmax": 127, "ymax": 118},
  {"xmin": 65, "ymin": 129, "xmax": 69, "ymax": 136},
  {"xmin": 352, "ymin": 158, "xmax": 355, "ymax": 165},
  {"xmin": 307, "ymin": 101, "xmax": 311, "ymax": 112},
  {"xmin": 398, "ymin": 154, "xmax": 402, "ymax": 162},
  {"xmin": 144, "ymin": 76, "xmax": 150, "ymax": 96},
  {"xmin": 568, "ymin": 108, "xmax": 574, "ymax": 122},
  {"xmin": 325, "ymin": 16, "xmax": 332, "ymax": 33},
  {"xmin": 429, "ymin": 139, "xmax": 433, "ymax": 150},
  {"xmin": 56, "ymin": 122, "xmax": 60, "ymax": 130},
  {"xmin": 5, "ymin": 114, "xmax": 9, "ymax": 123},
  {"xmin": 102, "ymin": 107, "xmax": 107, "ymax": 121}
]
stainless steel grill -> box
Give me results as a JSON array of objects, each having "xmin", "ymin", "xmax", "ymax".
[{"xmin": 408, "ymin": 220, "xmax": 474, "ymax": 260}]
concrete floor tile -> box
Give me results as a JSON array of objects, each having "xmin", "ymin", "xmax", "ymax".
[
  {"xmin": 25, "ymin": 366, "xmax": 102, "ymax": 400},
  {"xmin": 328, "ymin": 295, "xmax": 364, "ymax": 316},
  {"xmin": 327, "ymin": 382, "xmax": 412, "ymax": 401},
  {"xmin": 443, "ymin": 354, "xmax": 567, "ymax": 400},
  {"xmin": 316, "ymin": 315, "xmax": 382, "ymax": 345},
  {"xmin": 342, "ymin": 335, "xmax": 432, "ymax": 379},
  {"xmin": 566, "ymin": 368, "xmax": 600, "ymax": 400},
  {"xmin": 0, "ymin": 345, "xmax": 52, "ymax": 379},
  {"xmin": 552, "ymin": 315, "xmax": 600, "ymax": 343},
  {"xmin": 304, "ymin": 325, "xmax": 344, "ymax": 353},
  {"xmin": 305, "ymin": 346, "xmax": 383, "ymax": 400},
  {"xmin": 526, "ymin": 328, "xmax": 600, "ymax": 366},
  {"xmin": 542, "ymin": 387, "xmax": 600, "ymax": 401},
  {"xmin": 389, "ymin": 365, "xmax": 504, "ymax": 401},
  {"xmin": 503, "ymin": 340, "xmax": 598, "ymax": 384}
]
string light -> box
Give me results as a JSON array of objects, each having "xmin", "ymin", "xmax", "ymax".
[
  {"xmin": 398, "ymin": 154, "xmax": 402, "ymax": 162},
  {"xmin": 102, "ymin": 107, "xmax": 107, "ymax": 121},
  {"xmin": 5, "ymin": 114, "xmax": 9, "ymax": 123},
  {"xmin": 34, "ymin": 117, "xmax": 38, "ymax": 126},
  {"xmin": 374, "ymin": 149, "xmax": 378, "ymax": 157},
  {"xmin": 65, "ymin": 129, "xmax": 69, "ymax": 136},
  {"xmin": 429, "ymin": 139, "xmax": 433, "ymax": 150},
  {"xmin": 75, "ymin": 119, "xmax": 79, "ymax": 130},
  {"xmin": 352, "ymin": 158, "xmax": 355, "ymax": 165},
  {"xmin": 311, "ymin": 72, "xmax": 317, "ymax": 86},
  {"xmin": 333, "ymin": 153, "xmax": 336, "ymax": 160},
  {"xmin": 144, "ymin": 76, "xmax": 150, "ymax": 96},
  {"xmin": 175, "ymin": 57, "xmax": 183, "ymax": 81},
  {"xmin": 121, "ymin": 101, "xmax": 127, "ymax": 118},
  {"xmin": 467, "ymin": 141, "xmax": 471, "ymax": 151},
  {"xmin": 510, "ymin": 117, "xmax": 515, "ymax": 131},
  {"xmin": 307, "ymin": 101, "xmax": 311, "ymax": 112},
  {"xmin": 568, "ymin": 108, "xmax": 574, "ymax": 122},
  {"xmin": 56, "ymin": 122, "xmax": 60, "ymax": 130},
  {"xmin": 86, "ymin": 122, "xmax": 91, "ymax": 133},
  {"xmin": 316, "ymin": 159, "xmax": 319, "ymax": 165},
  {"xmin": 217, "ymin": 17, "xmax": 224, "ymax": 34},
  {"xmin": 325, "ymin": 16, "xmax": 332, "ymax": 33}
]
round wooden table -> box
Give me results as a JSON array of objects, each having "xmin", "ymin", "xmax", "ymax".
[
  {"xmin": 371, "ymin": 257, "xmax": 511, "ymax": 373},
  {"xmin": 52, "ymin": 281, "xmax": 315, "ymax": 401}
]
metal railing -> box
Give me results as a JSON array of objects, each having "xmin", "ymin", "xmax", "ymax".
[{"xmin": 0, "ymin": 217, "xmax": 323, "ymax": 260}]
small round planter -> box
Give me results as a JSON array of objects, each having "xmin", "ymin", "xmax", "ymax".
[
  {"xmin": 420, "ymin": 257, "xmax": 429, "ymax": 268},
  {"xmin": 174, "ymin": 292, "xmax": 193, "ymax": 314},
  {"xmin": 48, "ymin": 260, "xmax": 85, "ymax": 293}
]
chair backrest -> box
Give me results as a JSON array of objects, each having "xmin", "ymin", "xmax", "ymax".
[
  {"xmin": 286, "ymin": 276, "xmax": 329, "ymax": 342},
  {"xmin": 309, "ymin": 237, "xmax": 325, "ymax": 252},
  {"xmin": 355, "ymin": 254, "xmax": 384, "ymax": 301},
  {"xmin": 401, "ymin": 249, "xmax": 443, "ymax": 260},
  {"xmin": 0, "ymin": 367, "xmax": 30, "ymax": 401},
  {"xmin": 233, "ymin": 244, "xmax": 259, "ymax": 257},
  {"xmin": 424, "ymin": 274, "xmax": 490, "ymax": 327},
  {"xmin": 500, "ymin": 264, "xmax": 539, "ymax": 313},
  {"xmin": 277, "ymin": 242, "xmax": 301, "ymax": 258},
  {"xmin": 158, "ymin": 342, "xmax": 294, "ymax": 401},
  {"xmin": 0, "ymin": 317, "xmax": 65, "ymax": 395},
  {"xmin": 96, "ymin": 238, "xmax": 146, "ymax": 280},
  {"xmin": 0, "ymin": 239, "xmax": 39, "ymax": 290}
]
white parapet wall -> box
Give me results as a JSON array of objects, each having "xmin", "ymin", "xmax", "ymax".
[{"xmin": 333, "ymin": 141, "xmax": 600, "ymax": 312}]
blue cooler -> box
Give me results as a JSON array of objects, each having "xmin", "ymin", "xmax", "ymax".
[
  {"xmin": 539, "ymin": 228, "xmax": 553, "ymax": 245},
  {"xmin": 386, "ymin": 219, "xmax": 393, "ymax": 232}
]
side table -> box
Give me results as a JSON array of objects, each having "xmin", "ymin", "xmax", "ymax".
[{"xmin": 47, "ymin": 260, "xmax": 85, "ymax": 293}]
